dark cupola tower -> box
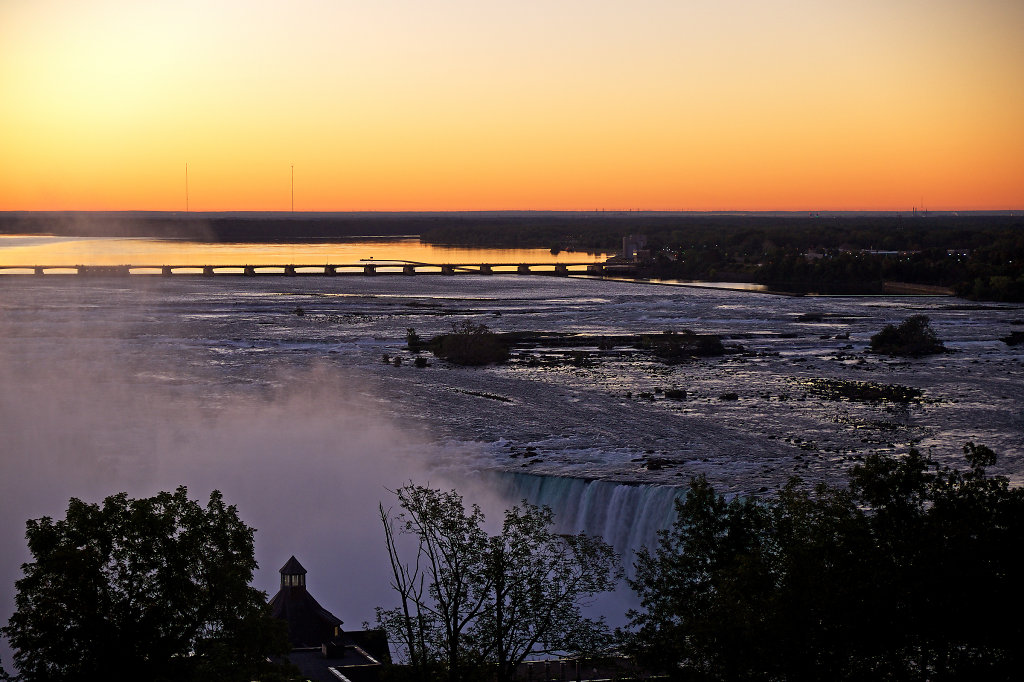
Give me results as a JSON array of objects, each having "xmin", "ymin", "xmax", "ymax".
[
  {"xmin": 268, "ymin": 556, "xmax": 343, "ymax": 648},
  {"xmin": 280, "ymin": 555, "xmax": 307, "ymax": 589}
]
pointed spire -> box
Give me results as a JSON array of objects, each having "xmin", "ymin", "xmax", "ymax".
[
  {"xmin": 280, "ymin": 556, "xmax": 307, "ymax": 588},
  {"xmin": 280, "ymin": 556, "xmax": 307, "ymax": 575}
]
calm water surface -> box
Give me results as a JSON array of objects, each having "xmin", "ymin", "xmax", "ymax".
[{"xmin": 0, "ymin": 235, "xmax": 609, "ymax": 268}]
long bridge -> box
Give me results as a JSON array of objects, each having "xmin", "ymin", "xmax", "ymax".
[{"xmin": 0, "ymin": 261, "xmax": 630, "ymax": 277}]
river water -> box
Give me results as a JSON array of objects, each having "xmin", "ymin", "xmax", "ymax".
[
  {"xmin": 1, "ymin": 236, "xmax": 1022, "ymax": 649},
  {"xmin": 0, "ymin": 234, "xmax": 608, "ymax": 268}
]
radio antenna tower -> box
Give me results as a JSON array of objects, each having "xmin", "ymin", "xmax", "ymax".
[
  {"xmin": 291, "ymin": 165, "xmax": 294, "ymax": 212},
  {"xmin": 185, "ymin": 163, "xmax": 189, "ymax": 213}
]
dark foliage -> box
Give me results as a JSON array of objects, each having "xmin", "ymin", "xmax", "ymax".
[
  {"xmin": 420, "ymin": 214, "xmax": 1024, "ymax": 301},
  {"xmin": 377, "ymin": 485, "xmax": 620, "ymax": 682},
  {"xmin": 406, "ymin": 328, "xmax": 426, "ymax": 352},
  {"xmin": 870, "ymin": 315, "xmax": 947, "ymax": 357},
  {"xmin": 429, "ymin": 322, "xmax": 510, "ymax": 366},
  {"xmin": 626, "ymin": 444, "xmax": 1024, "ymax": 681},
  {"xmin": 2, "ymin": 487, "xmax": 292, "ymax": 682},
  {"xmin": 638, "ymin": 330, "xmax": 726, "ymax": 362}
]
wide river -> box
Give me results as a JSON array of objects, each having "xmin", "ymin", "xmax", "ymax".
[
  {"xmin": 1, "ymin": 235, "xmax": 1022, "ymax": 652},
  {"xmin": 0, "ymin": 234, "xmax": 608, "ymax": 269}
]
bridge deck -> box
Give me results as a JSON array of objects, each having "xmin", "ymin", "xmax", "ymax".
[{"xmin": 0, "ymin": 262, "xmax": 621, "ymax": 277}]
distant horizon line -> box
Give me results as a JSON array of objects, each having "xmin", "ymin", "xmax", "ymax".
[{"xmin": 2, "ymin": 209, "xmax": 1021, "ymax": 217}]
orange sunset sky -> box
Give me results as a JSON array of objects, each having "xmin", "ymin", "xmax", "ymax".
[{"xmin": 1, "ymin": 0, "xmax": 1022, "ymax": 212}]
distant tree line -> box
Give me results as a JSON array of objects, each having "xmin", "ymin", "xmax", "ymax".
[
  {"xmin": 626, "ymin": 218, "xmax": 1023, "ymax": 299},
  {"xmin": 421, "ymin": 215, "xmax": 1024, "ymax": 300},
  {"xmin": 4, "ymin": 212, "xmax": 1022, "ymax": 299}
]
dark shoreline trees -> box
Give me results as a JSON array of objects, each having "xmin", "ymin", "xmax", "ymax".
[
  {"xmin": 2, "ymin": 487, "xmax": 291, "ymax": 682},
  {"xmin": 626, "ymin": 444, "xmax": 1024, "ymax": 681}
]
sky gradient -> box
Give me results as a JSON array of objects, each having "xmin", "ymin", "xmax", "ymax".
[{"xmin": 2, "ymin": 0, "xmax": 1022, "ymax": 211}]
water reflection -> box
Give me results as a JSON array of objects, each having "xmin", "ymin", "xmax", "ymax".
[{"xmin": 0, "ymin": 236, "xmax": 609, "ymax": 268}]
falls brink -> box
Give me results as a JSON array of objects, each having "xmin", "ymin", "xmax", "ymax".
[{"xmin": 487, "ymin": 472, "xmax": 685, "ymax": 560}]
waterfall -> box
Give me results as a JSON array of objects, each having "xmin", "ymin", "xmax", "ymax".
[{"xmin": 486, "ymin": 472, "xmax": 686, "ymax": 561}]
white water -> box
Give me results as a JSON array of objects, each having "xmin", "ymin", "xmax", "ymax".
[{"xmin": 489, "ymin": 472, "xmax": 683, "ymax": 561}]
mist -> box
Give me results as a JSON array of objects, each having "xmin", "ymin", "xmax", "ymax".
[{"xmin": 0, "ymin": 343, "xmax": 457, "ymax": 662}]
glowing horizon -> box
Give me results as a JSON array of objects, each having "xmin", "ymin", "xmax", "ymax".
[{"xmin": 1, "ymin": 0, "xmax": 1022, "ymax": 212}]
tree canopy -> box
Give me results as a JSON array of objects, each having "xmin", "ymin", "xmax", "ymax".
[
  {"xmin": 626, "ymin": 444, "xmax": 1024, "ymax": 681},
  {"xmin": 2, "ymin": 487, "xmax": 291, "ymax": 682},
  {"xmin": 870, "ymin": 314, "xmax": 947, "ymax": 357},
  {"xmin": 377, "ymin": 485, "xmax": 621, "ymax": 682}
]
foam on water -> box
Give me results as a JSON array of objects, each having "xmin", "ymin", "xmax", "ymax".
[{"xmin": 487, "ymin": 472, "xmax": 684, "ymax": 560}]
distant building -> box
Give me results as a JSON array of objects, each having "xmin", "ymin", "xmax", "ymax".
[
  {"xmin": 269, "ymin": 556, "xmax": 390, "ymax": 682},
  {"xmin": 622, "ymin": 234, "xmax": 649, "ymax": 262}
]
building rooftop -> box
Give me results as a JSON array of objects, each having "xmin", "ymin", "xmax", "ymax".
[{"xmin": 268, "ymin": 556, "xmax": 390, "ymax": 681}]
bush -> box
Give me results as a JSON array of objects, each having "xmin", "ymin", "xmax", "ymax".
[
  {"xmin": 429, "ymin": 322, "xmax": 510, "ymax": 366},
  {"xmin": 405, "ymin": 328, "xmax": 426, "ymax": 352},
  {"xmin": 870, "ymin": 315, "xmax": 946, "ymax": 357}
]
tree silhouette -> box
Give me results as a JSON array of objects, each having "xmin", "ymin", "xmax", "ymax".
[{"xmin": 3, "ymin": 487, "xmax": 291, "ymax": 682}]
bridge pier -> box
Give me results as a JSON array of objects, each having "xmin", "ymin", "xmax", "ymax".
[
  {"xmin": 441, "ymin": 265, "xmax": 455, "ymax": 275},
  {"xmin": 34, "ymin": 267, "xmax": 45, "ymax": 275},
  {"xmin": 554, "ymin": 264, "xmax": 569, "ymax": 276},
  {"xmin": 243, "ymin": 266, "xmax": 256, "ymax": 276},
  {"xmin": 479, "ymin": 264, "xmax": 493, "ymax": 275},
  {"xmin": 284, "ymin": 265, "xmax": 296, "ymax": 276},
  {"xmin": 202, "ymin": 266, "xmax": 215, "ymax": 276},
  {"xmin": 161, "ymin": 266, "xmax": 174, "ymax": 276},
  {"xmin": 363, "ymin": 264, "xmax": 377, "ymax": 275},
  {"xmin": 325, "ymin": 265, "xmax": 337, "ymax": 276},
  {"xmin": 402, "ymin": 264, "xmax": 416, "ymax": 275},
  {"xmin": 517, "ymin": 264, "xmax": 531, "ymax": 274}
]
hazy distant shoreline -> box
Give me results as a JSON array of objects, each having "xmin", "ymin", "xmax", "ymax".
[{"xmin": 1, "ymin": 209, "xmax": 1019, "ymax": 245}]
